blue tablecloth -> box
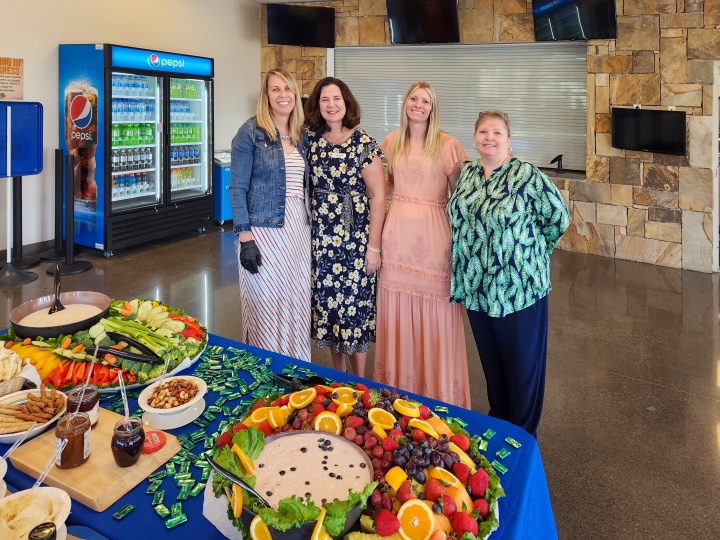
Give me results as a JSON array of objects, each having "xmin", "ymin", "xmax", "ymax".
[{"xmin": 1, "ymin": 334, "xmax": 557, "ymax": 540}]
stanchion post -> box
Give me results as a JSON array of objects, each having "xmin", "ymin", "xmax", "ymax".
[
  {"xmin": 39, "ymin": 149, "xmax": 66, "ymax": 261},
  {"xmin": 11, "ymin": 175, "xmax": 40, "ymax": 269}
]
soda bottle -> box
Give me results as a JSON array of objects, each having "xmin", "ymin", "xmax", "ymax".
[{"xmin": 170, "ymin": 147, "xmax": 177, "ymax": 166}]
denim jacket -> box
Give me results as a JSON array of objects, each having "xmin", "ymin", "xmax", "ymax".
[{"xmin": 229, "ymin": 116, "xmax": 310, "ymax": 234}]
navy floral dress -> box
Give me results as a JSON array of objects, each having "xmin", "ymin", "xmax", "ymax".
[{"xmin": 307, "ymin": 128, "xmax": 382, "ymax": 354}]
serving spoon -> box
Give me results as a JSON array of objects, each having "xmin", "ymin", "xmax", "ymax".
[
  {"xmin": 48, "ymin": 264, "xmax": 65, "ymax": 315},
  {"xmin": 207, "ymin": 457, "xmax": 271, "ymax": 508}
]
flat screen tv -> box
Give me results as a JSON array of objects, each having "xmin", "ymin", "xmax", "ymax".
[
  {"xmin": 532, "ymin": 0, "xmax": 617, "ymax": 41},
  {"xmin": 611, "ymin": 108, "xmax": 686, "ymax": 156},
  {"xmin": 267, "ymin": 4, "xmax": 335, "ymax": 48},
  {"xmin": 386, "ymin": 0, "xmax": 460, "ymax": 45}
]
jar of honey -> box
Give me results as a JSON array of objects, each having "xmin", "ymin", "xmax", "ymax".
[
  {"xmin": 66, "ymin": 384, "xmax": 100, "ymax": 427},
  {"xmin": 55, "ymin": 412, "xmax": 91, "ymax": 469}
]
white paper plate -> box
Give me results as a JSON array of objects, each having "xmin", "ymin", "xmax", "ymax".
[
  {"xmin": 97, "ymin": 342, "xmax": 207, "ymax": 394},
  {"xmin": 0, "ymin": 486, "xmax": 71, "ymax": 537},
  {"xmin": 142, "ymin": 397, "xmax": 206, "ymax": 430},
  {"xmin": 138, "ymin": 375, "xmax": 207, "ymax": 415},
  {"xmin": 0, "ymin": 389, "xmax": 67, "ymax": 445}
]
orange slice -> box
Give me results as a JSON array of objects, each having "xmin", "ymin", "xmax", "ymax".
[
  {"xmin": 397, "ymin": 499, "xmax": 436, "ymax": 540},
  {"xmin": 385, "ymin": 466, "xmax": 408, "ymax": 491},
  {"xmin": 408, "ymin": 419, "xmax": 439, "ymax": 440},
  {"xmin": 446, "ymin": 485, "xmax": 474, "ymax": 514},
  {"xmin": 232, "ymin": 443, "xmax": 255, "ymax": 475},
  {"xmin": 331, "ymin": 386, "xmax": 362, "ymax": 405},
  {"xmin": 250, "ymin": 515, "xmax": 273, "ymax": 540},
  {"xmin": 313, "ymin": 411, "xmax": 343, "ymax": 435},
  {"xmin": 310, "ymin": 507, "xmax": 327, "ymax": 540},
  {"xmin": 428, "ymin": 467, "xmax": 462, "ymax": 488},
  {"xmin": 268, "ymin": 406, "xmax": 291, "ymax": 429},
  {"xmin": 232, "ymin": 483, "xmax": 244, "ymax": 518},
  {"xmin": 372, "ymin": 424, "xmax": 387, "ymax": 440},
  {"xmin": 335, "ymin": 402, "xmax": 354, "ymax": 418},
  {"xmin": 368, "ymin": 407, "xmax": 396, "ymax": 430},
  {"xmin": 288, "ymin": 388, "xmax": 317, "ymax": 409},
  {"xmin": 393, "ymin": 399, "xmax": 421, "ymax": 418},
  {"xmin": 247, "ymin": 406, "xmax": 274, "ymax": 426}
]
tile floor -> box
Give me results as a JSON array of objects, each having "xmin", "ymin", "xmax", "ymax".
[{"xmin": 1, "ymin": 227, "xmax": 719, "ymax": 539}]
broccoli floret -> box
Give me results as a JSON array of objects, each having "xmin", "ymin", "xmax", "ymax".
[
  {"xmin": 140, "ymin": 362, "xmax": 153, "ymax": 374},
  {"xmin": 137, "ymin": 371, "xmax": 149, "ymax": 383},
  {"xmin": 73, "ymin": 331, "xmax": 94, "ymax": 348},
  {"xmin": 96, "ymin": 335, "xmax": 114, "ymax": 347},
  {"xmin": 148, "ymin": 365, "xmax": 164, "ymax": 379}
]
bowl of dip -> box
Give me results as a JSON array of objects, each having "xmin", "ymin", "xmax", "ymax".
[
  {"xmin": 10, "ymin": 291, "xmax": 111, "ymax": 339},
  {"xmin": 238, "ymin": 431, "xmax": 374, "ymax": 540}
]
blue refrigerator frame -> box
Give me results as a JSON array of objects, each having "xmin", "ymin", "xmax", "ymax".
[{"xmin": 59, "ymin": 44, "xmax": 214, "ymax": 256}]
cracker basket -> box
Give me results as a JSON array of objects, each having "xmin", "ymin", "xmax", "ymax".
[{"xmin": 0, "ymin": 375, "xmax": 25, "ymax": 398}]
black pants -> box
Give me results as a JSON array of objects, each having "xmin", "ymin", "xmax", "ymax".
[{"xmin": 467, "ymin": 296, "xmax": 549, "ymax": 438}]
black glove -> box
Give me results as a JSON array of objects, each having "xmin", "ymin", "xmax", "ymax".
[{"xmin": 240, "ymin": 240, "xmax": 262, "ymax": 274}]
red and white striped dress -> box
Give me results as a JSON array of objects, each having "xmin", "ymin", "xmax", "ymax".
[{"xmin": 238, "ymin": 148, "xmax": 312, "ymax": 361}]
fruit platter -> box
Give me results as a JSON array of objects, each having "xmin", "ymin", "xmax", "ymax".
[
  {"xmin": 205, "ymin": 384, "xmax": 504, "ymax": 540},
  {"xmin": 1, "ymin": 298, "xmax": 207, "ymax": 393}
]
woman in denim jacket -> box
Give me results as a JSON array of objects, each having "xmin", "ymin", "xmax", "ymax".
[{"xmin": 230, "ymin": 68, "xmax": 312, "ymax": 361}]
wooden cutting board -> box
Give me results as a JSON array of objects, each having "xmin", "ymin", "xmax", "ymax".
[{"xmin": 10, "ymin": 407, "xmax": 180, "ymax": 511}]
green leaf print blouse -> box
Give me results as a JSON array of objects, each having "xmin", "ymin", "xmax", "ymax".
[{"xmin": 447, "ymin": 158, "xmax": 570, "ymax": 317}]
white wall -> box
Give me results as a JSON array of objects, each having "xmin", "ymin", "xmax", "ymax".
[{"xmin": 0, "ymin": 0, "xmax": 261, "ymax": 251}]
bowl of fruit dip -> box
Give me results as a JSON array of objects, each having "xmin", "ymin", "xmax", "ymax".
[{"xmin": 207, "ymin": 426, "xmax": 376, "ymax": 540}]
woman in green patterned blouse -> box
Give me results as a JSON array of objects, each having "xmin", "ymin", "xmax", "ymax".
[{"xmin": 447, "ymin": 110, "xmax": 569, "ymax": 437}]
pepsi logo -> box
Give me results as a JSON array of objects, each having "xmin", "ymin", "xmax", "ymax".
[
  {"xmin": 148, "ymin": 54, "xmax": 160, "ymax": 68},
  {"xmin": 70, "ymin": 95, "xmax": 93, "ymax": 129}
]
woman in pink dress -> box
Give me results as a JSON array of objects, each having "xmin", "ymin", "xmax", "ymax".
[{"xmin": 373, "ymin": 82, "xmax": 470, "ymax": 408}]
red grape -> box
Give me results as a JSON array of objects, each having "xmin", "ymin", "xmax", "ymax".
[{"xmin": 344, "ymin": 427, "xmax": 357, "ymax": 441}]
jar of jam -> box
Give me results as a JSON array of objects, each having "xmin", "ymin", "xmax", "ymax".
[
  {"xmin": 55, "ymin": 412, "xmax": 91, "ymax": 469},
  {"xmin": 111, "ymin": 417, "xmax": 145, "ymax": 468},
  {"xmin": 66, "ymin": 384, "xmax": 100, "ymax": 427}
]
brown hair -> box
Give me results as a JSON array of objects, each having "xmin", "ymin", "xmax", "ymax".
[
  {"xmin": 474, "ymin": 109, "xmax": 511, "ymax": 136},
  {"xmin": 256, "ymin": 68, "xmax": 304, "ymax": 145},
  {"xmin": 304, "ymin": 77, "xmax": 361, "ymax": 132}
]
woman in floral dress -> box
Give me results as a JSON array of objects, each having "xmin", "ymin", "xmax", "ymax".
[{"xmin": 304, "ymin": 78, "xmax": 386, "ymax": 377}]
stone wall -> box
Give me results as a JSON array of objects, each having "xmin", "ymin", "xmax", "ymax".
[{"xmin": 260, "ymin": 0, "xmax": 717, "ymax": 272}]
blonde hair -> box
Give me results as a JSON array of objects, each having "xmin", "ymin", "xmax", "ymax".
[
  {"xmin": 256, "ymin": 68, "xmax": 304, "ymax": 145},
  {"xmin": 388, "ymin": 82, "xmax": 443, "ymax": 169},
  {"xmin": 475, "ymin": 109, "xmax": 511, "ymax": 136}
]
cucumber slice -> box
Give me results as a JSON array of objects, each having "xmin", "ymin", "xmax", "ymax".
[
  {"xmin": 52, "ymin": 348, "xmax": 66, "ymax": 358},
  {"xmin": 155, "ymin": 328, "xmax": 174, "ymax": 338},
  {"xmin": 31, "ymin": 340, "xmax": 53, "ymax": 348},
  {"xmin": 161, "ymin": 319, "xmax": 185, "ymax": 333},
  {"xmin": 72, "ymin": 352, "xmax": 87, "ymax": 361},
  {"xmin": 88, "ymin": 323, "xmax": 105, "ymax": 339},
  {"xmin": 137, "ymin": 301, "xmax": 153, "ymax": 321}
]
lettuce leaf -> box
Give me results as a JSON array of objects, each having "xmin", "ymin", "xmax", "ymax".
[
  {"xmin": 212, "ymin": 445, "xmax": 257, "ymax": 488},
  {"xmin": 232, "ymin": 426, "xmax": 265, "ymax": 459},
  {"xmin": 322, "ymin": 481, "xmax": 377, "ymax": 536},
  {"xmin": 258, "ymin": 495, "xmax": 321, "ymax": 531}
]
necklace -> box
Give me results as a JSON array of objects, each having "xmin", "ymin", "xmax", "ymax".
[{"xmin": 280, "ymin": 134, "xmax": 291, "ymax": 141}]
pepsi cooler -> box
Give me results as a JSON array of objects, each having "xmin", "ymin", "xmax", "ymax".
[{"xmin": 59, "ymin": 44, "xmax": 214, "ymax": 256}]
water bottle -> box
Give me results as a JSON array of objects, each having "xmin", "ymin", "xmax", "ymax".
[
  {"xmin": 126, "ymin": 173, "xmax": 135, "ymax": 195},
  {"xmin": 110, "ymin": 149, "xmax": 118, "ymax": 172},
  {"xmin": 111, "ymin": 74, "xmax": 119, "ymax": 95},
  {"xmin": 145, "ymin": 148, "xmax": 153, "ymax": 169},
  {"xmin": 141, "ymin": 77, "xmax": 149, "ymax": 96},
  {"xmin": 118, "ymin": 74, "xmax": 128, "ymax": 96},
  {"xmin": 147, "ymin": 100, "xmax": 155, "ymax": 120},
  {"xmin": 171, "ymin": 169, "xmax": 178, "ymax": 188},
  {"xmin": 118, "ymin": 149, "xmax": 127, "ymax": 171},
  {"xmin": 147, "ymin": 172, "xmax": 155, "ymax": 192},
  {"xmin": 170, "ymin": 147, "xmax": 177, "ymax": 166}
]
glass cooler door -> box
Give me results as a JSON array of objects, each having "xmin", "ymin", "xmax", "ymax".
[
  {"xmin": 169, "ymin": 77, "xmax": 211, "ymax": 202},
  {"xmin": 109, "ymin": 72, "xmax": 164, "ymax": 213}
]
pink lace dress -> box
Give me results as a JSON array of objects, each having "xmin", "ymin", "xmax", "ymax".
[{"xmin": 373, "ymin": 132, "xmax": 470, "ymax": 408}]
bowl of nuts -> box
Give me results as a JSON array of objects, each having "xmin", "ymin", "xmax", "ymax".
[{"xmin": 137, "ymin": 375, "xmax": 206, "ymax": 415}]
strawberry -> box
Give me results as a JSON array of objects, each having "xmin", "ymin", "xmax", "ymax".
[
  {"xmin": 281, "ymin": 394, "xmax": 290, "ymax": 406},
  {"xmin": 315, "ymin": 385, "xmax": 329, "ymax": 396},
  {"xmin": 396, "ymin": 480, "xmax": 415, "ymax": 503},
  {"xmin": 418, "ymin": 405, "xmax": 431, "ymax": 420},
  {"xmin": 250, "ymin": 397, "xmax": 269, "ymax": 413},
  {"xmin": 374, "ymin": 509, "xmax": 401, "ymax": 536},
  {"xmin": 361, "ymin": 392, "xmax": 372, "ymax": 409},
  {"xmin": 345, "ymin": 416, "xmax": 365, "ymax": 429},
  {"xmin": 271, "ymin": 397, "xmax": 284, "ymax": 407},
  {"xmin": 467, "ymin": 469, "xmax": 489, "ymax": 498},
  {"xmin": 388, "ymin": 428, "xmax": 403, "ymax": 439},
  {"xmin": 450, "ymin": 434, "xmax": 470, "ymax": 452},
  {"xmin": 216, "ymin": 431, "xmax": 232, "ymax": 448},
  {"xmin": 411, "ymin": 429, "xmax": 426, "ymax": 441},
  {"xmin": 441, "ymin": 495, "xmax": 457, "ymax": 517},
  {"xmin": 256, "ymin": 421, "xmax": 273, "ymax": 436},
  {"xmin": 451, "ymin": 462, "xmax": 471, "ymax": 484},
  {"xmin": 473, "ymin": 499, "xmax": 489, "ymax": 519},
  {"xmin": 424, "ymin": 477, "xmax": 445, "ymax": 503},
  {"xmin": 451, "ymin": 511, "xmax": 478, "ymax": 537},
  {"xmin": 233, "ymin": 422, "xmax": 249, "ymax": 433},
  {"xmin": 313, "ymin": 395, "xmax": 325, "ymax": 404},
  {"xmin": 311, "ymin": 403, "xmax": 325, "ymax": 417},
  {"xmin": 327, "ymin": 402, "xmax": 339, "ymax": 413},
  {"xmin": 355, "ymin": 383, "xmax": 369, "ymax": 392},
  {"xmin": 381, "ymin": 436, "xmax": 399, "ymax": 452},
  {"xmin": 428, "ymin": 531, "xmax": 447, "ymax": 540},
  {"xmin": 330, "ymin": 382, "xmax": 341, "ymax": 388}
]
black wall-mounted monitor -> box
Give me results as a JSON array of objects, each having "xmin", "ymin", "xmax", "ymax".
[
  {"xmin": 267, "ymin": 4, "xmax": 335, "ymax": 48},
  {"xmin": 532, "ymin": 0, "xmax": 617, "ymax": 41},
  {"xmin": 386, "ymin": 0, "xmax": 460, "ymax": 45},
  {"xmin": 611, "ymin": 108, "xmax": 686, "ymax": 156}
]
